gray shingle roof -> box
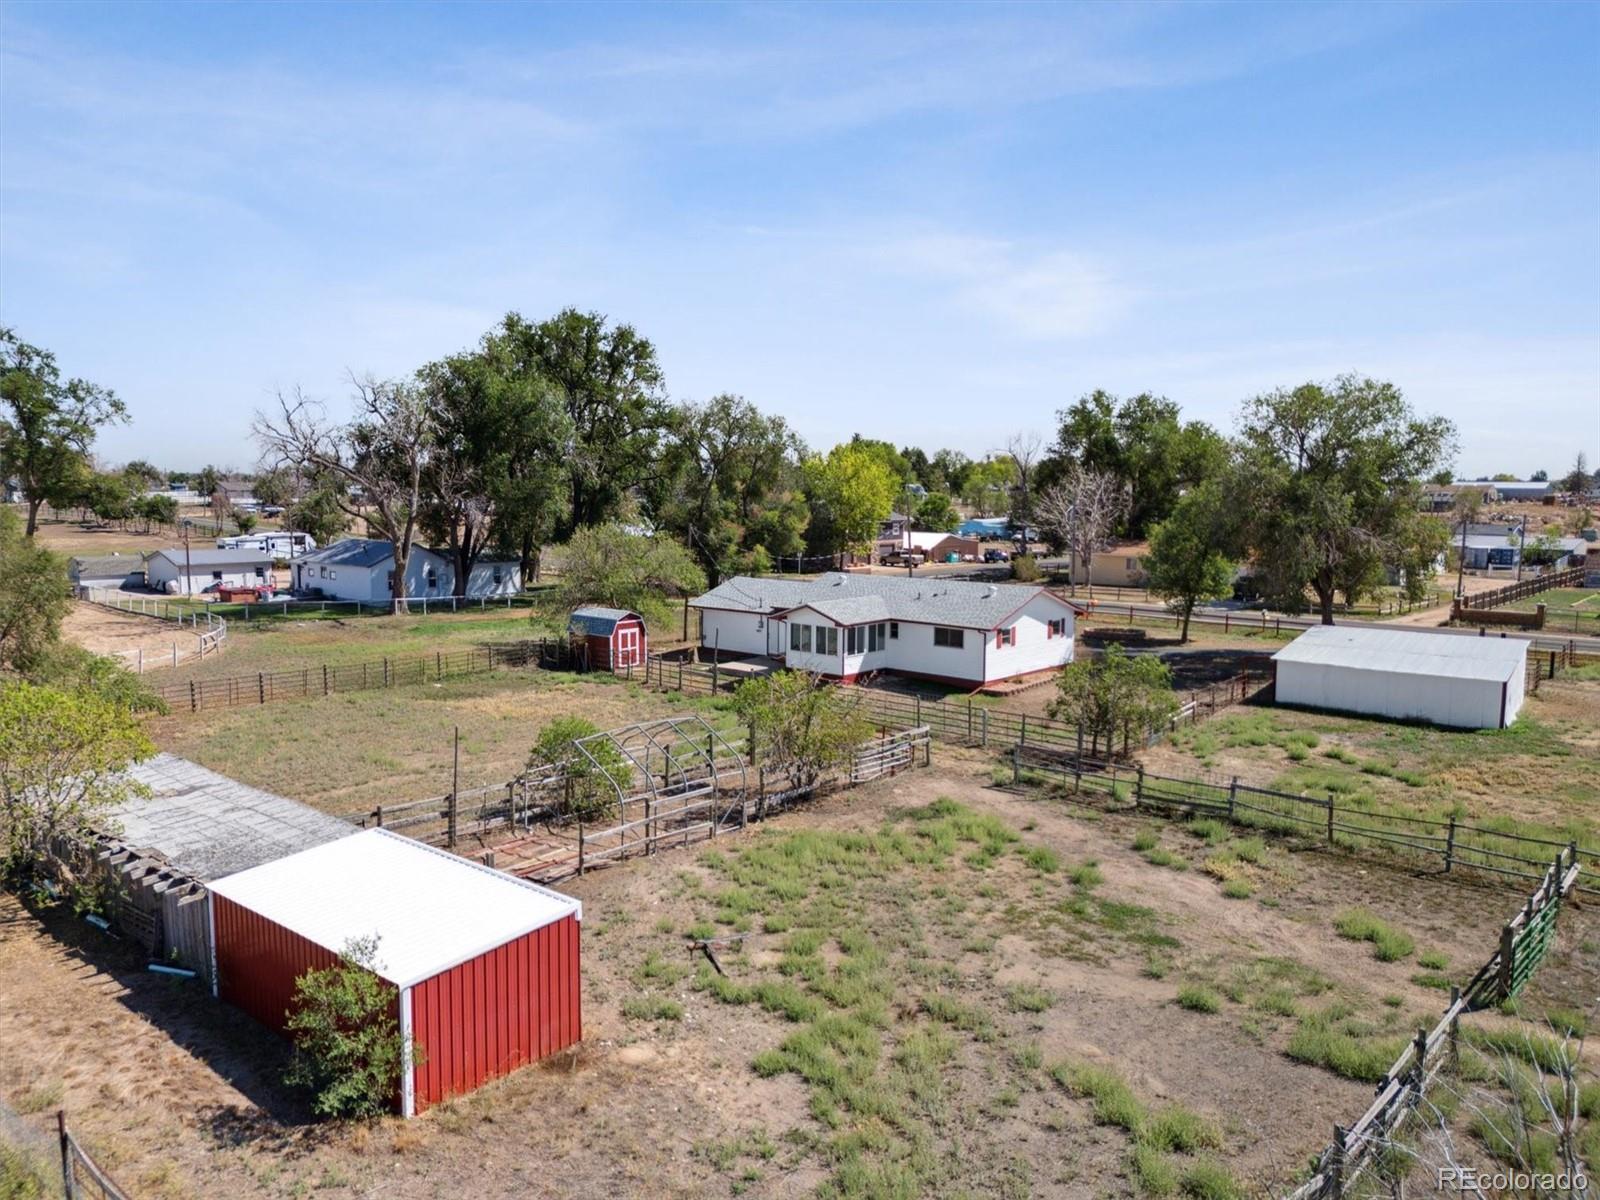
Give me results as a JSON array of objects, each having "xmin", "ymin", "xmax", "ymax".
[
  {"xmin": 69, "ymin": 554, "xmax": 143, "ymax": 579},
  {"xmin": 570, "ymin": 606, "xmax": 642, "ymax": 635},
  {"xmin": 292, "ymin": 538, "xmax": 396, "ymax": 568},
  {"xmin": 691, "ymin": 574, "xmax": 1073, "ymax": 630},
  {"xmin": 146, "ymin": 547, "xmax": 275, "ymax": 568}
]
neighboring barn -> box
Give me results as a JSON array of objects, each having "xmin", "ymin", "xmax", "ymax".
[
  {"xmin": 878, "ymin": 530, "xmax": 981, "ymax": 563},
  {"xmin": 1271, "ymin": 626, "xmax": 1527, "ymax": 730},
  {"xmin": 145, "ymin": 547, "xmax": 273, "ymax": 595},
  {"xmin": 569, "ymin": 607, "xmax": 648, "ymax": 671},
  {"xmin": 690, "ymin": 573, "xmax": 1079, "ymax": 686},
  {"xmin": 69, "ymin": 553, "xmax": 145, "ymax": 592},
  {"xmin": 207, "ymin": 829, "xmax": 582, "ymax": 1117}
]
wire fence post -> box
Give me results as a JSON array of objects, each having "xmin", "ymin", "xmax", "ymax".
[
  {"xmin": 1498, "ymin": 924, "xmax": 1514, "ymax": 1001},
  {"xmin": 57, "ymin": 1110, "xmax": 76, "ymax": 1200},
  {"xmin": 1444, "ymin": 816, "xmax": 1456, "ymax": 873}
]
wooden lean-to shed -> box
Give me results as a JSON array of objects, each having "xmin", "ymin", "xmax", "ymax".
[
  {"xmin": 207, "ymin": 829, "xmax": 582, "ymax": 1115},
  {"xmin": 569, "ymin": 606, "xmax": 648, "ymax": 672}
]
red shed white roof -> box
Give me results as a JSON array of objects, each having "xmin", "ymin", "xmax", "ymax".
[{"xmin": 208, "ymin": 829, "xmax": 581, "ymax": 988}]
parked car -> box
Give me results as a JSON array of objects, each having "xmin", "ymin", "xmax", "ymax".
[
  {"xmin": 882, "ymin": 551, "xmax": 926, "ymax": 567},
  {"xmin": 983, "ymin": 548, "xmax": 1010, "ymax": 563}
]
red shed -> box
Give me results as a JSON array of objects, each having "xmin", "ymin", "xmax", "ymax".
[
  {"xmin": 569, "ymin": 606, "xmax": 648, "ymax": 671},
  {"xmin": 207, "ymin": 828, "xmax": 581, "ymax": 1116}
]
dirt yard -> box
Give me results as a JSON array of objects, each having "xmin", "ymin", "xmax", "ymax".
[
  {"xmin": 150, "ymin": 673, "xmax": 736, "ymax": 817},
  {"xmin": 60, "ymin": 601, "xmax": 214, "ymax": 671},
  {"xmin": 2, "ymin": 749, "xmax": 1591, "ymax": 1199},
  {"xmin": 28, "ymin": 518, "xmax": 180, "ymax": 557}
]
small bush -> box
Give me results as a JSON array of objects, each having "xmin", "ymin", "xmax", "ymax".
[
  {"xmin": 285, "ymin": 935, "xmax": 417, "ymax": 1119},
  {"xmin": 1145, "ymin": 848, "xmax": 1188, "ymax": 871},
  {"xmin": 1132, "ymin": 830, "xmax": 1159, "ymax": 852},
  {"xmin": 1142, "ymin": 1105, "xmax": 1222, "ymax": 1153},
  {"xmin": 1176, "ymin": 985, "xmax": 1221, "ymax": 1014},
  {"xmin": 1231, "ymin": 837, "xmax": 1266, "ymax": 864},
  {"xmin": 1010, "ymin": 554, "xmax": 1041, "ymax": 582},
  {"xmin": 1187, "ymin": 819, "xmax": 1227, "ymax": 844},
  {"xmin": 1129, "ymin": 1144, "xmax": 1178, "ymax": 1196},
  {"xmin": 1220, "ymin": 878, "xmax": 1252, "ymax": 900},
  {"xmin": 1180, "ymin": 1159, "xmax": 1242, "ymax": 1200},
  {"xmin": 1069, "ymin": 862, "xmax": 1103, "ymax": 889},
  {"xmin": 1333, "ymin": 908, "xmax": 1413, "ymax": 962},
  {"xmin": 1005, "ymin": 984, "xmax": 1054, "ymax": 1014},
  {"xmin": 1021, "ymin": 845, "xmax": 1060, "ymax": 874}
]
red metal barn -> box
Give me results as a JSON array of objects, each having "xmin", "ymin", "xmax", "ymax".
[
  {"xmin": 568, "ymin": 606, "xmax": 648, "ymax": 671},
  {"xmin": 207, "ymin": 828, "xmax": 581, "ymax": 1116}
]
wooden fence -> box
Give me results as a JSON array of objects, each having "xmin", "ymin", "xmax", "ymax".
[
  {"xmin": 1281, "ymin": 848, "xmax": 1581, "ymax": 1200},
  {"xmin": 140, "ymin": 638, "xmax": 574, "ymax": 711},
  {"xmin": 1456, "ymin": 565, "xmax": 1585, "ymax": 611},
  {"xmin": 347, "ymin": 727, "xmax": 933, "ymax": 883},
  {"xmin": 57, "ymin": 1109, "xmax": 133, "ymax": 1200},
  {"xmin": 45, "ymin": 833, "xmax": 212, "ymax": 972},
  {"xmin": 1007, "ymin": 746, "xmax": 1594, "ymax": 891},
  {"xmin": 1527, "ymin": 644, "xmax": 1600, "ymax": 691},
  {"xmin": 632, "ymin": 655, "xmax": 1272, "ymax": 758}
]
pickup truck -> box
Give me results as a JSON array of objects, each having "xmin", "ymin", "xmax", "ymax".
[{"xmin": 881, "ymin": 550, "xmax": 926, "ymax": 567}]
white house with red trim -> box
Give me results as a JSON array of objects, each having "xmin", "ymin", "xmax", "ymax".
[{"xmin": 689, "ymin": 573, "xmax": 1079, "ymax": 686}]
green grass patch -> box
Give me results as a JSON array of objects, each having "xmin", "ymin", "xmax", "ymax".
[
  {"xmin": 1287, "ymin": 1010, "xmax": 1407, "ymax": 1083},
  {"xmin": 1175, "ymin": 985, "xmax": 1222, "ymax": 1014},
  {"xmin": 1021, "ymin": 845, "xmax": 1060, "ymax": 873},
  {"xmin": 1333, "ymin": 908, "xmax": 1414, "ymax": 962},
  {"xmin": 622, "ymin": 995, "xmax": 684, "ymax": 1022},
  {"xmin": 1069, "ymin": 861, "xmax": 1103, "ymax": 889},
  {"xmin": 1004, "ymin": 984, "xmax": 1055, "ymax": 1014},
  {"xmin": 1220, "ymin": 879, "xmax": 1252, "ymax": 900}
]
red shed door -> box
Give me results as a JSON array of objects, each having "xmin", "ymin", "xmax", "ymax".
[{"xmin": 616, "ymin": 625, "xmax": 642, "ymax": 667}]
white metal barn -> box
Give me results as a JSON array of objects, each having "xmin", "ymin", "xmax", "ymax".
[{"xmin": 1271, "ymin": 626, "xmax": 1527, "ymax": 730}]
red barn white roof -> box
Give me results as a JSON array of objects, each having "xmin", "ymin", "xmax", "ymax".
[{"xmin": 208, "ymin": 829, "xmax": 581, "ymax": 987}]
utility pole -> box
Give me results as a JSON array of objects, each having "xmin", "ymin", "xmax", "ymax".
[
  {"xmin": 1516, "ymin": 518, "xmax": 1527, "ymax": 582},
  {"xmin": 181, "ymin": 518, "xmax": 193, "ymax": 596}
]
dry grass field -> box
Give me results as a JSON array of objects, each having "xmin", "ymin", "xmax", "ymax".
[
  {"xmin": 1, "ymin": 753, "xmax": 1594, "ymax": 1200},
  {"xmin": 1146, "ymin": 677, "xmax": 1600, "ymax": 855}
]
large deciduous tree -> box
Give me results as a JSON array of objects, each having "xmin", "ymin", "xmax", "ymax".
[
  {"xmin": 0, "ymin": 509, "xmax": 72, "ymax": 673},
  {"xmin": 1043, "ymin": 391, "xmax": 1226, "ymax": 537},
  {"xmin": 0, "ymin": 329, "xmax": 127, "ymax": 535},
  {"xmin": 254, "ymin": 377, "xmax": 435, "ymax": 612},
  {"xmin": 496, "ymin": 309, "xmax": 669, "ymax": 538},
  {"xmin": 1033, "ymin": 467, "xmax": 1130, "ymax": 596},
  {"xmin": 419, "ymin": 329, "xmax": 571, "ymax": 596},
  {"xmin": 654, "ymin": 394, "xmax": 804, "ymax": 581},
  {"xmin": 1143, "ymin": 483, "xmax": 1237, "ymax": 642},
  {"xmin": 1236, "ymin": 376, "xmax": 1456, "ymax": 625},
  {"xmin": 554, "ymin": 524, "xmax": 706, "ymax": 625},
  {"xmin": 803, "ymin": 443, "xmax": 899, "ymax": 558},
  {"xmin": 0, "ymin": 679, "xmax": 153, "ymax": 885}
]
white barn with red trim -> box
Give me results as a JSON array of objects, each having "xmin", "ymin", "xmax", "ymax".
[{"xmin": 689, "ymin": 574, "xmax": 1078, "ymax": 686}]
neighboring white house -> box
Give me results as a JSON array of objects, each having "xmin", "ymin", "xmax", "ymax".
[
  {"xmin": 1271, "ymin": 625, "xmax": 1527, "ymax": 730},
  {"xmin": 144, "ymin": 547, "xmax": 274, "ymax": 595},
  {"xmin": 689, "ymin": 573, "xmax": 1080, "ymax": 686},
  {"xmin": 69, "ymin": 553, "xmax": 145, "ymax": 592},
  {"xmin": 217, "ymin": 531, "xmax": 317, "ymax": 558},
  {"xmin": 290, "ymin": 538, "xmax": 522, "ymax": 603}
]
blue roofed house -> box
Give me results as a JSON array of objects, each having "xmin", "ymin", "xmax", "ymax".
[{"xmin": 290, "ymin": 538, "xmax": 522, "ymax": 603}]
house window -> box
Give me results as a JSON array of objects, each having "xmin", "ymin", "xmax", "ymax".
[
  {"xmin": 426, "ymin": 567, "xmax": 438, "ymax": 590},
  {"xmin": 868, "ymin": 622, "xmax": 886, "ymax": 652},
  {"xmin": 212, "ymin": 571, "xmax": 223, "ymax": 581},
  {"xmin": 790, "ymin": 623, "xmax": 812, "ymax": 653},
  {"xmin": 328, "ymin": 569, "xmax": 337, "ymax": 580},
  {"xmin": 889, "ymin": 622, "xmax": 899, "ymax": 639},
  {"xmin": 816, "ymin": 626, "xmax": 839, "ymax": 656},
  {"xmin": 933, "ymin": 627, "xmax": 964, "ymax": 649},
  {"xmin": 846, "ymin": 625, "xmax": 864, "ymax": 655},
  {"xmin": 492, "ymin": 567, "xmax": 503, "ymax": 585},
  {"xmin": 996, "ymin": 627, "xmax": 1015, "ymax": 648},
  {"xmin": 319, "ymin": 566, "xmax": 328, "ymax": 578},
  {"xmin": 386, "ymin": 572, "xmax": 394, "ymax": 592},
  {"xmin": 1047, "ymin": 618, "xmax": 1067, "ymax": 638}
]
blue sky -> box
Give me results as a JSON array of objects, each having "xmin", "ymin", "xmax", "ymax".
[{"xmin": 2, "ymin": 1, "xmax": 1596, "ymax": 476}]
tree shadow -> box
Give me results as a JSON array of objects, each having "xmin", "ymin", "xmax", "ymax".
[{"xmin": 18, "ymin": 895, "xmax": 326, "ymax": 1141}]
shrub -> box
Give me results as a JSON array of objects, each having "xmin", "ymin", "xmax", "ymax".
[
  {"xmin": 1021, "ymin": 845, "xmax": 1060, "ymax": 873},
  {"xmin": 1220, "ymin": 879, "xmax": 1252, "ymax": 900},
  {"xmin": 1132, "ymin": 829, "xmax": 1159, "ymax": 852},
  {"xmin": 1187, "ymin": 819, "xmax": 1227, "ymax": 844},
  {"xmin": 1069, "ymin": 862, "xmax": 1103, "ymax": 889},
  {"xmin": 285, "ymin": 935, "xmax": 418, "ymax": 1119},
  {"xmin": 1129, "ymin": 1144, "xmax": 1177, "ymax": 1196},
  {"xmin": 1333, "ymin": 908, "xmax": 1413, "ymax": 962},
  {"xmin": 1230, "ymin": 837, "xmax": 1266, "ymax": 864},
  {"xmin": 1142, "ymin": 1105, "xmax": 1222, "ymax": 1153},
  {"xmin": 1180, "ymin": 1160, "xmax": 1242, "ymax": 1200},
  {"xmin": 527, "ymin": 716, "xmax": 628, "ymax": 820},
  {"xmin": 1010, "ymin": 554, "xmax": 1041, "ymax": 583},
  {"xmin": 1176, "ymin": 985, "xmax": 1221, "ymax": 1014}
]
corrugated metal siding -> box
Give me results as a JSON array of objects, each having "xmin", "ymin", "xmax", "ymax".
[
  {"xmin": 410, "ymin": 912, "xmax": 581, "ymax": 1111},
  {"xmin": 213, "ymin": 893, "xmax": 347, "ymax": 1034}
]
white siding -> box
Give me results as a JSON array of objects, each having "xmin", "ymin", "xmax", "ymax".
[
  {"xmin": 882, "ymin": 619, "xmax": 987, "ymax": 683},
  {"xmin": 1274, "ymin": 661, "xmax": 1514, "ymax": 729},
  {"xmin": 983, "ymin": 594, "xmax": 1075, "ymax": 682},
  {"xmin": 700, "ymin": 609, "xmax": 770, "ymax": 656},
  {"xmin": 146, "ymin": 556, "xmax": 269, "ymax": 595},
  {"xmin": 782, "ymin": 614, "xmax": 846, "ymax": 676}
]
